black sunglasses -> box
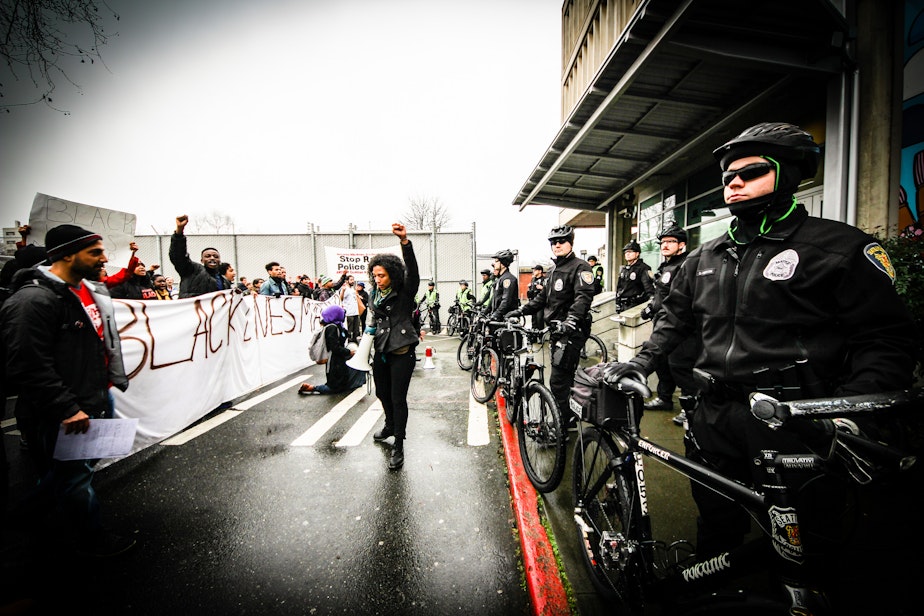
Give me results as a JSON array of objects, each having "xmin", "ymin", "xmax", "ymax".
[
  {"xmin": 549, "ymin": 239, "xmax": 570, "ymax": 245},
  {"xmin": 721, "ymin": 162, "xmax": 775, "ymax": 187}
]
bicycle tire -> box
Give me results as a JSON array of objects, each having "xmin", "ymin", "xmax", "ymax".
[
  {"xmin": 458, "ymin": 315, "xmax": 472, "ymax": 338},
  {"xmin": 447, "ymin": 314, "xmax": 458, "ymax": 336},
  {"xmin": 518, "ymin": 381, "xmax": 566, "ymax": 493},
  {"xmin": 471, "ymin": 346, "xmax": 500, "ymax": 403},
  {"xmin": 579, "ymin": 334, "xmax": 608, "ymax": 370},
  {"xmin": 501, "ymin": 358, "xmax": 516, "ymax": 425},
  {"xmin": 572, "ymin": 427, "xmax": 645, "ymax": 610},
  {"xmin": 457, "ymin": 336, "xmax": 475, "ymax": 371}
]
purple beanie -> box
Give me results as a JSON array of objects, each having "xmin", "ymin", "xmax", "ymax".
[{"xmin": 321, "ymin": 304, "xmax": 346, "ymax": 325}]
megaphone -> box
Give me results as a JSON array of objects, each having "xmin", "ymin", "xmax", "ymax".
[{"xmin": 346, "ymin": 332, "xmax": 375, "ymax": 372}]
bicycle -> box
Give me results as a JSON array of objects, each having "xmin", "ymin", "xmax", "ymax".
[
  {"xmin": 446, "ymin": 300, "xmax": 473, "ymax": 337},
  {"xmin": 456, "ymin": 309, "xmax": 489, "ymax": 371},
  {"xmin": 417, "ymin": 300, "xmax": 441, "ymax": 334},
  {"xmin": 492, "ymin": 319, "xmax": 565, "ymax": 493},
  {"xmin": 570, "ymin": 368, "xmax": 922, "ymax": 615},
  {"xmin": 534, "ymin": 306, "xmax": 608, "ymax": 374}
]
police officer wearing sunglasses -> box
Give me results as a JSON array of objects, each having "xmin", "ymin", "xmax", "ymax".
[
  {"xmin": 604, "ymin": 123, "xmax": 917, "ymax": 611},
  {"xmin": 506, "ymin": 225, "xmax": 596, "ymax": 428}
]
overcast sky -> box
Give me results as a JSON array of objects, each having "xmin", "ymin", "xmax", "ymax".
[{"xmin": 0, "ymin": 0, "xmax": 606, "ymax": 264}]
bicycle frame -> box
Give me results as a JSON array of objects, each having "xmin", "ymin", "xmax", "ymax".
[{"xmin": 576, "ymin": 399, "xmax": 832, "ymax": 612}]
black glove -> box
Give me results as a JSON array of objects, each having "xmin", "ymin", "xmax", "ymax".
[
  {"xmin": 640, "ymin": 304, "xmax": 653, "ymax": 320},
  {"xmin": 603, "ymin": 360, "xmax": 648, "ymax": 387},
  {"xmin": 505, "ymin": 310, "xmax": 523, "ymax": 319}
]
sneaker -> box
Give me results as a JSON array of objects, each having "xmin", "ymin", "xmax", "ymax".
[
  {"xmin": 298, "ymin": 384, "xmax": 320, "ymax": 395},
  {"xmin": 672, "ymin": 411, "xmax": 686, "ymax": 426},
  {"xmin": 76, "ymin": 531, "xmax": 137, "ymax": 558},
  {"xmin": 644, "ymin": 397, "xmax": 674, "ymax": 411}
]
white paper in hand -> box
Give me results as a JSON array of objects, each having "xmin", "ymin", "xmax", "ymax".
[{"xmin": 53, "ymin": 418, "xmax": 139, "ymax": 461}]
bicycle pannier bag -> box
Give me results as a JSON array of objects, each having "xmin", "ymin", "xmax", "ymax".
[
  {"xmin": 569, "ymin": 365, "xmax": 639, "ymax": 428},
  {"xmin": 498, "ymin": 329, "xmax": 523, "ymax": 354}
]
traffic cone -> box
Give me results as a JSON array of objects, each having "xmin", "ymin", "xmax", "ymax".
[{"xmin": 423, "ymin": 346, "xmax": 436, "ymax": 369}]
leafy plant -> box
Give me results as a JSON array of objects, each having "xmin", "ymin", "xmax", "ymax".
[{"xmin": 879, "ymin": 223, "xmax": 924, "ymax": 383}]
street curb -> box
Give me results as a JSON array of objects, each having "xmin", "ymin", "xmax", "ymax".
[{"xmin": 496, "ymin": 392, "xmax": 571, "ymax": 615}]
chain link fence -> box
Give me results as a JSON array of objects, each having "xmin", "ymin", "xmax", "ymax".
[{"xmin": 132, "ymin": 228, "xmax": 476, "ymax": 305}]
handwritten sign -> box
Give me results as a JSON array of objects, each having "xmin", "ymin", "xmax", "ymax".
[{"xmin": 28, "ymin": 193, "xmax": 136, "ymax": 267}]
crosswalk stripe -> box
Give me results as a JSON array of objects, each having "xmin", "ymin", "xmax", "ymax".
[
  {"xmin": 468, "ymin": 394, "xmax": 490, "ymax": 446},
  {"xmin": 233, "ymin": 375, "xmax": 310, "ymax": 411},
  {"xmin": 290, "ymin": 387, "xmax": 369, "ymax": 447},
  {"xmin": 161, "ymin": 410, "xmax": 242, "ymax": 446},
  {"xmin": 335, "ymin": 400, "xmax": 384, "ymax": 447}
]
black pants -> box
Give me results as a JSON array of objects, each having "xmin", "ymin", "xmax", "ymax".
[
  {"xmin": 549, "ymin": 332, "xmax": 584, "ymax": 423},
  {"xmin": 372, "ymin": 347, "xmax": 416, "ymax": 439}
]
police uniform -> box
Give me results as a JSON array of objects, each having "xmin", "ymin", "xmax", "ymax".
[
  {"xmin": 519, "ymin": 251, "xmax": 596, "ymax": 416},
  {"xmin": 526, "ymin": 272, "xmax": 546, "ymax": 329},
  {"xmin": 489, "ymin": 269, "xmax": 519, "ymax": 321},
  {"xmin": 614, "ymin": 259, "xmax": 653, "ymax": 312},
  {"xmin": 632, "ymin": 203, "xmax": 917, "ymax": 558}
]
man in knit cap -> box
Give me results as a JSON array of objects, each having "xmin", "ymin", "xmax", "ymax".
[{"xmin": 0, "ymin": 224, "xmax": 134, "ymax": 557}]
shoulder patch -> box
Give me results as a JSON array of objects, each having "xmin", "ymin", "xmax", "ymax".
[
  {"xmin": 864, "ymin": 243, "xmax": 896, "ymax": 281},
  {"xmin": 503, "ymin": 279, "xmax": 511, "ymax": 289},
  {"xmin": 580, "ymin": 271, "xmax": 593, "ymax": 285}
]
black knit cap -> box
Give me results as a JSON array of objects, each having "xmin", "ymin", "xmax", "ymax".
[{"xmin": 45, "ymin": 224, "xmax": 102, "ymax": 262}]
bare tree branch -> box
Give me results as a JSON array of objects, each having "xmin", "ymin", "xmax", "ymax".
[
  {"xmin": 189, "ymin": 210, "xmax": 237, "ymax": 234},
  {"xmin": 0, "ymin": 0, "xmax": 119, "ymax": 113},
  {"xmin": 401, "ymin": 194, "xmax": 451, "ymax": 232}
]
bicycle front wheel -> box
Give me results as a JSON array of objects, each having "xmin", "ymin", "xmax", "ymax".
[
  {"xmin": 572, "ymin": 427, "xmax": 644, "ymax": 608},
  {"xmin": 471, "ymin": 347, "xmax": 500, "ymax": 403},
  {"xmin": 457, "ymin": 336, "xmax": 475, "ymax": 371},
  {"xmin": 447, "ymin": 314, "xmax": 458, "ymax": 336},
  {"xmin": 458, "ymin": 315, "xmax": 472, "ymax": 338},
  {"xmin": 518, "ymin": 381, "xmax": 565, "ymax": 493},
  {"xmin": 579, "ymin": 334, "xmax": 608, "ymax": 370}
]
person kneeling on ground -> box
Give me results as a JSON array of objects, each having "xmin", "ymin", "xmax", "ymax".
[{"xmin": 298, "ymin": 305, "xmax": 367, "ymax": 395}]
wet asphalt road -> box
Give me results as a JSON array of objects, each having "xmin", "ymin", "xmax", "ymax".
[{"xmin": 1, "ymin": 333, "xmax": 532, "ymax": 615}]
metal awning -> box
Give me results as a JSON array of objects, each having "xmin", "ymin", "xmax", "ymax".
[{"xmin": 513, "ymin": 0, "xmax": 849, "ymax": 214}]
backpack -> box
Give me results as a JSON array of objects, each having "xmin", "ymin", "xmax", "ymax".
[{"xmin": 309, "ymin": 324, "xmax": 332, "ymax": 364}]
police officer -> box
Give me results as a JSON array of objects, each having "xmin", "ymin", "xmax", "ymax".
[
  {"xmin": 455, "ymin": 280, "xmax": 474, "ymax": 314},
  {"xmin": 614, "ymin": 240, "xmax": 653, "ymax": 312},
  {"xmin": 489, "ymin": 249, "xmax": 519, "ymax": 322},
  {"xmin": 586, "ymin": 255, "xmax": 604, "ymax": 295},
  {"xmin": 526, "ymin": 264, "xmax": 547, "ymax": 329},
  {"xmin": 640, "ymin": 225, "xmax": 697, "ymax": 421},
  {"xmin": 604, "ymin": 123, "xmax": 917, "ymax": 610},
  {"xmin": 506, "ymin": 225, "xmax": 596, "ymax": 426},
  {"xmin": 474, "ymin": 268, "xmax": 494, "ymax": 312}
]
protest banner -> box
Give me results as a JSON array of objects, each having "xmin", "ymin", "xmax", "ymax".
[
  {"xmin": 28, "ymin": 193, "xmax": 136, "ymax": 267},
  {"xmin": 324, "ymin": 245, "xmax": 402, "ymax": 279},
  {"xmin": 111, "ymin": 292, "xmax": 337, "ymax": 455}
]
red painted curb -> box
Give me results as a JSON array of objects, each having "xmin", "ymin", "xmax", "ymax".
[{"xmin": 496, "ymin": 391, "xmax": 571, "ymax": 615}]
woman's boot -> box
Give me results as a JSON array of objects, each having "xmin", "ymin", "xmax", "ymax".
[{"xmin": 388, "ymin": 438, "xmax": 404, "ymax": 470}]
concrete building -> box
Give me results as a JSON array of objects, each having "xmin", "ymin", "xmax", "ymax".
[{"xmin": 514, "ymin": 0, "xmax": 919, "ymax": 292}]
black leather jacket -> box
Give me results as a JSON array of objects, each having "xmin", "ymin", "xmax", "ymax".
[
  {"xmin": 490, "ymin": 269, "xmax": 519, "ymax": 321},
  {"xmin": 520, "ymin": 251, "xmax": 596, "ymax": 331},
  {"xmin": 169, "ymin": 233, "xmax": 232, "ymax": 298}
]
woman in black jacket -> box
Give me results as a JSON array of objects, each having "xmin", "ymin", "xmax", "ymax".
[
  {"xmin": 110, "ymin": 259, "xmax": 156, "ymax": 300},
  {"xmin": 367, "ymin": 223, "xmax": 420, "ymax": 470}
]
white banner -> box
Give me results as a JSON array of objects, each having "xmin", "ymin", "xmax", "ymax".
[
  {"xmin": 324, "ymin": 245, "xmax": 402, "ymax": 280},
  {"xmin": 111, "ymin": 292, "xmax": 337, "ymax": 454},
  {"xmin": 28, "ymin": 193, "xmax": 137, "ymax": 267}
]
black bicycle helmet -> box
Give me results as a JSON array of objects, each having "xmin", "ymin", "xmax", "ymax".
[
  {"xmin": 713, "ymin": 122, "xmax": 821, "ymax": 179},
  {"xmin": 657, "ymin": 224, "xmax": 688, "ymax": 243},
  {"xmin": 459, "ymin": 280, "xmax": 468, "ymax": 286},
  {"xmin": 547, "ymin": 225, "xmax": 575, "ymax": 244},
  {"xmin": 586, "ymin": 255, "xmax": 598, "ymax": 263},
  {"xmin": 480, "ymin": 268, "xmax": 491, "ymax": 276},
  {"xmin": 491, "ymin": 249, "xmax": 516, "ymax": 267}
]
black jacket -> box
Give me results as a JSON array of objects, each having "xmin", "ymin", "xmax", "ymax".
[
  {"xmin": 520, "ymin": 252, "xmax": 596, "ymax": 331},
  {"xmin": 169, "ymin": 233, "xmax": 231, "ymax": 298},
  {"xmin": 634, "ymin": 205, "xmax": 917, "ymax": 395},
  {"xmin": 615, "ymin": 259, "xmax": 654, "ymax": 310},
  {"xmin": 642, "ymin": 251, "xmax": 687, "ymax": 323},
  {"xmin": 490, "ymin": 269, "xmax": 519, "ymax": 321},
  {"xmin": 369, "ymin": 241, "xmax": 420, "ymax": 354},
  {"xmin": 0, "ymin": 267, "xmax": 129, "ymax": 426}
]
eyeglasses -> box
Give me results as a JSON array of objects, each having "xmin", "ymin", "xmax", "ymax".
[
  {"xmin": 549, "ymin": 239, "xmax": 569, "ymax": 246},
  {"xmin": 721, "ymin": 162, "xmax": 775, "ymax": 186}
]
